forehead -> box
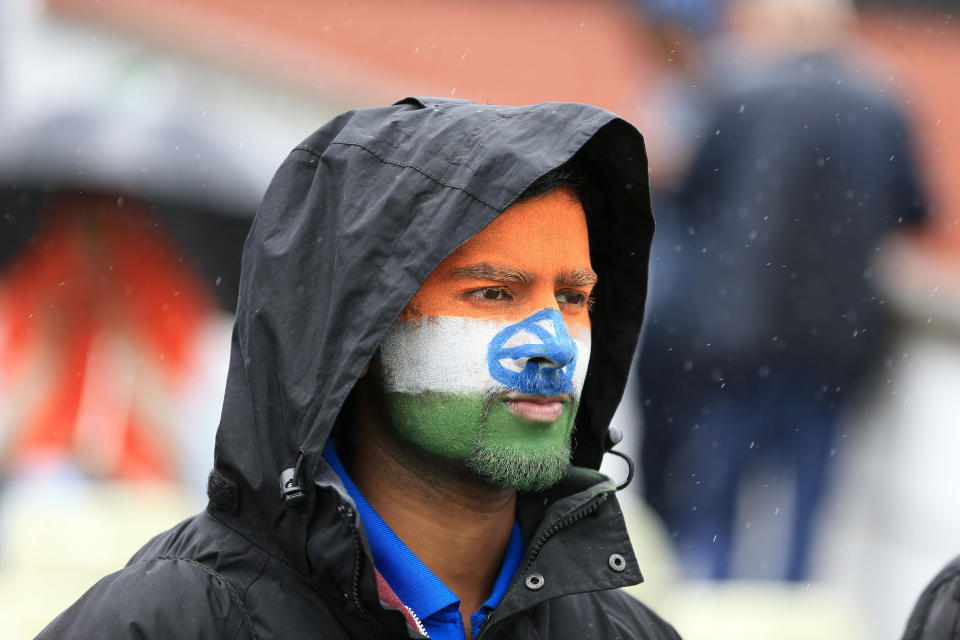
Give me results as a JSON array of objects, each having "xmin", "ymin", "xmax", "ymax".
[{"xmin": 438, "ymin": 186, "xmax": 591, "ymax": 272}]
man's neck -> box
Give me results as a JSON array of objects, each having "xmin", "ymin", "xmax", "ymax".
[{"xmin": 348, "ymin": 429, "xmax": 516, "ymax": 638}]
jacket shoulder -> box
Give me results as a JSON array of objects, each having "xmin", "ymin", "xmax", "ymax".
[
  {"xmin": 37, "ymin": 554, "xmax": 253, "ymax": 639},
  {"xmin": 514, "ymin": 589, "xmax": 681, "ymax": 640},
  {"xmin": 593, "ymin": 589, "xmax": 681, "ymax": 639},
  {"xmin": 37, "ymin": 514, "xmax": 261, "ymax": 640}
]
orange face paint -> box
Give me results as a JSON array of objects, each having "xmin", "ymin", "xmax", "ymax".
[{"xmin": 400, "ymin": 187, "xmax": 595, "ymax": 330}]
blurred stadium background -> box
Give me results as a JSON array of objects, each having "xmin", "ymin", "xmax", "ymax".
[{"xmin": 0, "ymin": 0, "xmax": 958, "ymax": 637}]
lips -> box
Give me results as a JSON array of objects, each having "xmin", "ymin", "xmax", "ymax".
[{"xmin": 501, "ymin": 393, "xmax": 568, "ymax": 422}]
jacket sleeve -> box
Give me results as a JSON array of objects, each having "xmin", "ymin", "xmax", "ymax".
[
  {"xmin": 902, "ymin": 555, "xmax": 960, "ymax": 640},
  {"xmin": 35, "ymin": 556, "xmax": 252, "ymax": 639}
]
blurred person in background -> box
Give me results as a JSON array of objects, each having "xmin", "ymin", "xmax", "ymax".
[
  {"xmin": 38, "ymin": 98, "xmax": 680, "ymax": 640},
  {"xmin": 637, "ymin": 0, "xmax": 928, "ymax": 581}
]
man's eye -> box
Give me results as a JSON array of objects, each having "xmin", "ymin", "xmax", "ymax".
[
  {"xmin": 556, "ymin": 291, "xmax": 586, "ymax": 306},
  {"xmin": 470, "ymin": 287, "xmax": 512, "ymax": 302}
]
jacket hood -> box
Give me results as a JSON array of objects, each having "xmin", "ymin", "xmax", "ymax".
[{"xmin": 210, "ymin": 96, "xmax": 653, "ymax": 577}]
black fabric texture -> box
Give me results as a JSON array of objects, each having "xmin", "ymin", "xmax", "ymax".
[
  {"xmin": 37, "ymin": 97, "xmax": 677, "ymax": 639},
  {"xmin": 207, "ymin": 468, "xmax": 241, "ymax": 515},
  {"xmin": 904, "ymin": 556, "xmax": 960, "ymax": 640}
]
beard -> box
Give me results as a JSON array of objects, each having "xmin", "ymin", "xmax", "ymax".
[
  {"xmin": 465, "ymin": 436, "xmax": 572, "ymax": 493},
  {"xmin": 461, "ymin": 391, "xmax": 575, "ymax": 493},
  {"xmin": 377, "ymin": 384, "xmax": 577, "ymax": 494}
]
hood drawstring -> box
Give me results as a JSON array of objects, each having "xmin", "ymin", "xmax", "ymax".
[
  {"xmin": 604, "ymin": 427, "xmax": 635, "ymax": 491},
  {"xmin": 280, "ymin": 449, "xmax": 307, "ymax": 508}
]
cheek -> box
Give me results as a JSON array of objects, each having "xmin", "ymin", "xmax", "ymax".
[
  {"xmin": 570, "ymin": 335, "xmax": 591, "ymax": 395},
  {"xmin": 378, "ymin": 318, "xmax": 501, "ymax": 394}
]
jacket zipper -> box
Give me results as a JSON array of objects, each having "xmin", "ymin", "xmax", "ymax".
[
  {"xmin": 345, "ymin": 512, "xmax": 428, "ymax": 637},
  {"xmin": 476, "ymin": 491, "xmax": 610, "ymax": 639},
  {"xmin": 404, "ymin": 605, "xmax": 429, "ymax": 637},
  {"xmin": 519, "ymin": 492, "xmax": 609, "ymax": 575},
  {"xmin": 346, "ymin": 516, "xmax": 388, "ymax": 633}
]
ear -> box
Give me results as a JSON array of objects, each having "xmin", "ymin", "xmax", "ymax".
[{"xmin": 359, "ymin": 348, "xmax": 382, "ymax": 380}]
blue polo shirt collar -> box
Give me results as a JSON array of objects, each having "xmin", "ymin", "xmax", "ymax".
[{"xmin": 322, "ymin": 442, "xmax": 524, "ymax": 638}]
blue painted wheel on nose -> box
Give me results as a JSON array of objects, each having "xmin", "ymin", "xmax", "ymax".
[{"xmin": 487, "ymin": 309, "xmax": 578, "ymax": 395}]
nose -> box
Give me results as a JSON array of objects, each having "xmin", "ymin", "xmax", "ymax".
[{"xmin": 487, "ymin": 309, "xmax": 579, "ymax": 395}]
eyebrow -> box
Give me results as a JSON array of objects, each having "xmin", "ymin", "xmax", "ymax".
[
  {"xmin": 451, "ymin": 262, "xmax": 598, "ymax": 287},
  {"xmin": 558, "ymin": 268, "xmax": 598, "ymax": 287},
  {"xmin": 451, "ymin": 263, "xmax": 535, "ymax": 284}
]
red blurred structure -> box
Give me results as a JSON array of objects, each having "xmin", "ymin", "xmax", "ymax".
[{"xmin": 0, "ymin": 195, "xmax": 213, "ymax": 480}]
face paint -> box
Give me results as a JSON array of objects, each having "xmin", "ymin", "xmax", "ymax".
[
  {"xmin": 374, "ymin": 187, "xmax": 595, "ymax": 492},
  {"xmin": 487, "ymin": 308, "xmax": 581, "ymax": 396}
]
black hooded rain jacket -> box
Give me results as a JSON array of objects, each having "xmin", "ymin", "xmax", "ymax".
[{"xmin": 38, "ymin": 97, "xmax": 679, "ymax": 640}]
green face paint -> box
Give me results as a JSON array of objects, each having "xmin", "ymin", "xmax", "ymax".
[
  {"xmin": 384, "ymin": 391, "xmax": 577, "ymax": 492},
  {"xmin": 376, "ymin": 312, "xmax": 591, "ymax": 492}
]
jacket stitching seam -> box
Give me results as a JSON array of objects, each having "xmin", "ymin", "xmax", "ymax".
[
  {"xmin": 241, "ymin": 553, "xmax": 271, "ymax": 602},
  {"xmin": 157, "ymin": 555, "xmax": 258, "ymax": 640},
  {"xmin": 231, "ymin": 554, "xmax": 271, "ymax": 640},
  {"xmin": 292, "ymin": 142, "xmax": 501, "ymax": 211},
  {"xmin": 206, "ymin": 510, "xmax": 347, "ymax": 602},
  {"xmin": 207, "ymin": 511, "xmax": 299, "ymax": 573}
]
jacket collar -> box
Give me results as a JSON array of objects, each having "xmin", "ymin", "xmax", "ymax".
[
  {"xmin": 488, "ymin": 468, "xmax": 643, "ymax": 628},
  {"xmin": 302, "ymin": 465, "xmax": 643, "ymax": 637}
]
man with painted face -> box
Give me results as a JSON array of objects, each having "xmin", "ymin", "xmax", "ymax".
[{"xmin": 39, "ymin": 97, "xmax": 679, "ymax": 639}]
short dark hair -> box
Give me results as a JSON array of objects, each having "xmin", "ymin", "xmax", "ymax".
[{"xmin": 518, "ymin": 162, "xmax": 588, "ymax": 202}]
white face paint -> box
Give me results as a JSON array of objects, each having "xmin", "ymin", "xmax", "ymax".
[{"xmin": 378, "ymin": 310, "xmax": 591, "ymax": 398}]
